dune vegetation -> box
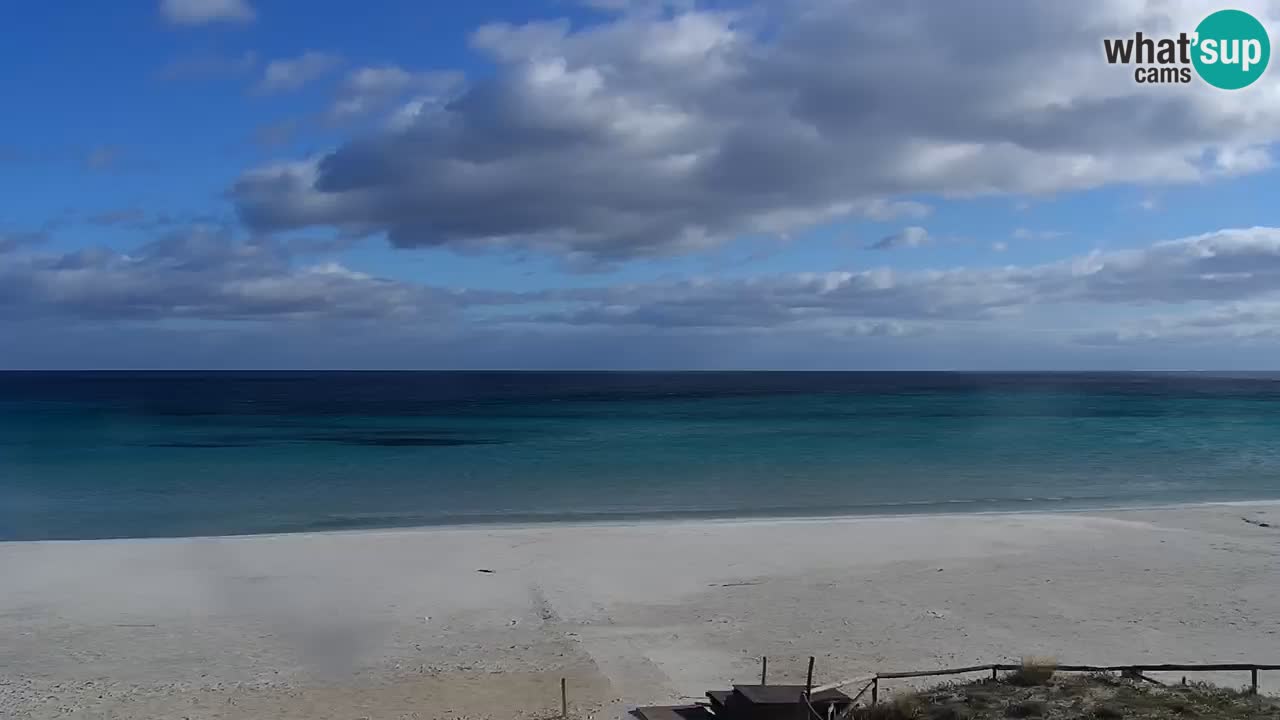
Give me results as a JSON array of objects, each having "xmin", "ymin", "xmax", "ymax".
[{"xmin": 857, "ymin": 668, "xmax": 1278, "ymax": 720}]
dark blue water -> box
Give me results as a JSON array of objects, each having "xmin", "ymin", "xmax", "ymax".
[{"xmin": 3, "ymin": 371, "xmax": 1280, "ymax": 540}]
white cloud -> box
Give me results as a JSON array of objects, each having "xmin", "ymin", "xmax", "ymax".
[
  {"xmin": 871, "ymin": 226, "xmax": 930, "ymax": 250},
  {"xmin": 0, "ymin": 226, "xmax": 450, "ymax": 322},
  {"xmin": 515, "ymin": 227, "xmax": 1280, "ymax": 331},
  {"xmin": 231, "ymin": 1, "xmax": 1280, "ymax": 264},
  {"xmin": 12, "ymin": 224, "xmax": 1280, "ymax": 330},
  {"xmin": 12, "ymin": 225, "xmax": 1280, "ymax": 367},
  {"xmin": 859, "ymin": 199, "xmax": 933, "ymax": 222},
  {"xmin": 328, "ymin": 66, "xmax": 463, "ymax": 122},
  {"xmin": 257, "ymin": 52, "xmax": 343, "ymax": 95},
  {"xmin": 160, "ymin": 0, "xmax": 255, "ymax": 26},
  {"xmin": 1077, "ymin": 300, "xmax": 1280, "ymax": 346}
]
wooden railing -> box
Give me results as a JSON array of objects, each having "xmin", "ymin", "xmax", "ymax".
[
  {"xmin": 811, "ymin": 661, "xmax": 1280, "ymax": 703},
  {"xmin": 785, "ymin": 659, "xmax": 1280, "ymax": 720}
]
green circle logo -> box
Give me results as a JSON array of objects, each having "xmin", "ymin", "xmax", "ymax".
[{"xmin": 1192, "ymin": 9, "xmax": 1270, "ymax": 89}]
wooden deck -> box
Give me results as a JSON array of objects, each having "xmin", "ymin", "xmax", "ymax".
[
  {"xmin": 632, "ymin": 704, "xmax": 716, "ymax": 720},
  {"xmin": 634, "ymin": 684, "xmax": 852, "ymax": 720}
]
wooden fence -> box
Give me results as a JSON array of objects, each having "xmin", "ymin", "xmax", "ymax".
[{"xmin": 808, "ymin": 660, "xmax": 1280, "ymax": 704}]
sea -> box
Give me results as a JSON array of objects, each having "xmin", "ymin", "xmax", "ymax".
[{"xmin": 2, "ymin": 371, "xmax": 1279, "ymax": 541}]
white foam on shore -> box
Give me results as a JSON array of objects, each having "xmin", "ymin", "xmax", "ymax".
[{"xmin": 9, "ymin": 496, "xmax": 1280, "ymax": 546}]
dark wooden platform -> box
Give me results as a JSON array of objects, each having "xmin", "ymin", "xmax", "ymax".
[
  {"xmin": 632, "ymin": 704, "xmax": 716, "ymax": 720},
  {"xmin": 732, "ymin": 685, "xmax": 850, "ymax": 705},
  {"xmin": 634, "ymin": 685, "xmax": 855, "ymax": 720},
  {"xmin": 695, "ymin": 684, "xmax": 855, "ymax": 720},
  {"xmin": 706, "ymin": 689, "xmax": 732, "ymax": 712}
]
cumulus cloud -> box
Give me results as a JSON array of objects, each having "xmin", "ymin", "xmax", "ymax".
[
  {"xmin": 257, "ymin": 52, "xmax": 344, "ymax": 95},
  {"xmin": 231, "ymin": 1, "xmax": 1280, "ymax": 264},
  {"xmin": 508, "ymin": 227, "xmax": 1280, "ymax": 333},
  {"xmin": 160, "ymin": 0, "xmax": 255, "ymax": 25},
  {"xmin": 0, "ymin": 226, "xmax": 451, "ymax": 322},
  {"xmin": 327, "ymin": 66, "xmax": 464, "ymax": 122},
  {"xmin": 860, "ymin": 199, "xmax": 933, "ymax": 222},
  {"xmin": 871, "ymin": 226, "xmax": 930, "ymax": 250},
  {"xmin": 11, "ymin": 225, "xmax": 1280, "ymax": 357},
  {"xmin": 1176, "ymin": 302, "xmax": 1280, "ymax": 330},
  {"xmin": 1076, "ymin": 301, "xmax": 1280, "ymax": 347}
]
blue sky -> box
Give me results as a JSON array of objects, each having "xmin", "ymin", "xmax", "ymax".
[{"xmin": 3, "ymin": 0, "xmax": 1280, "ymax": 369}]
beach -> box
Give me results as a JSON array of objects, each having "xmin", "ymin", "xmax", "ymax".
[{"xmin": 3, "ymin": 502, "xmax": 1279, "ymax": 719}]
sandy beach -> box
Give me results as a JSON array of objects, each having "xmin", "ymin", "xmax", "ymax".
[{"xmin": 3, "ymin": 503, "xmax": 1279, "ymax": 719}]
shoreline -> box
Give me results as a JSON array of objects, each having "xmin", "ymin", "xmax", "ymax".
[{"xmin": 8, "ymin": 495, "xmax": 1280, "ymax": 545}]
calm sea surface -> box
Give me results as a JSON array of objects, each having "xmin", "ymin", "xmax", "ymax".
[{"xmin": 3, "ymin": 371, "xmax": 1279, "ymax": 540}]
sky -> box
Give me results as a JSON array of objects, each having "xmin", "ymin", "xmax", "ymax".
[{"xmin": 3, "ymin": 0, "xmax": 1280, "ymax": 369}]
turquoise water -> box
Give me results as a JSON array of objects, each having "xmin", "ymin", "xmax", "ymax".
[{"xmin": 2, "ymin": 372, "xmax": 1279, "ymax": 540}]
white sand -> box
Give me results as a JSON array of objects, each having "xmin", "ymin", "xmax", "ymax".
[{"xmin": 3, "ymin": 503, "xmax": 1280, "ymax": 719}]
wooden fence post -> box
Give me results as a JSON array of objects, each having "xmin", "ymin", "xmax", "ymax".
[
  {"xmin": 761, "ymin": 656, "xmax": 768, "ymax": 686},
  {"xmin": 871, "ymin": 677, "xmax": 878, "ymax": 705},
  {"xmin": 992, "ymin": 667, "xmax": 998, "ymax": 680},
  {"xmin": 1251, "ymin": 669, "xmax": 1258, "ymax": 695},
  {"xmin": 561, "ymin": 677, "xmax": 567, "ymax": 719},
  {"xmin": 806, "ymin": 656, "xmax": 815, "ymax": 696}
]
